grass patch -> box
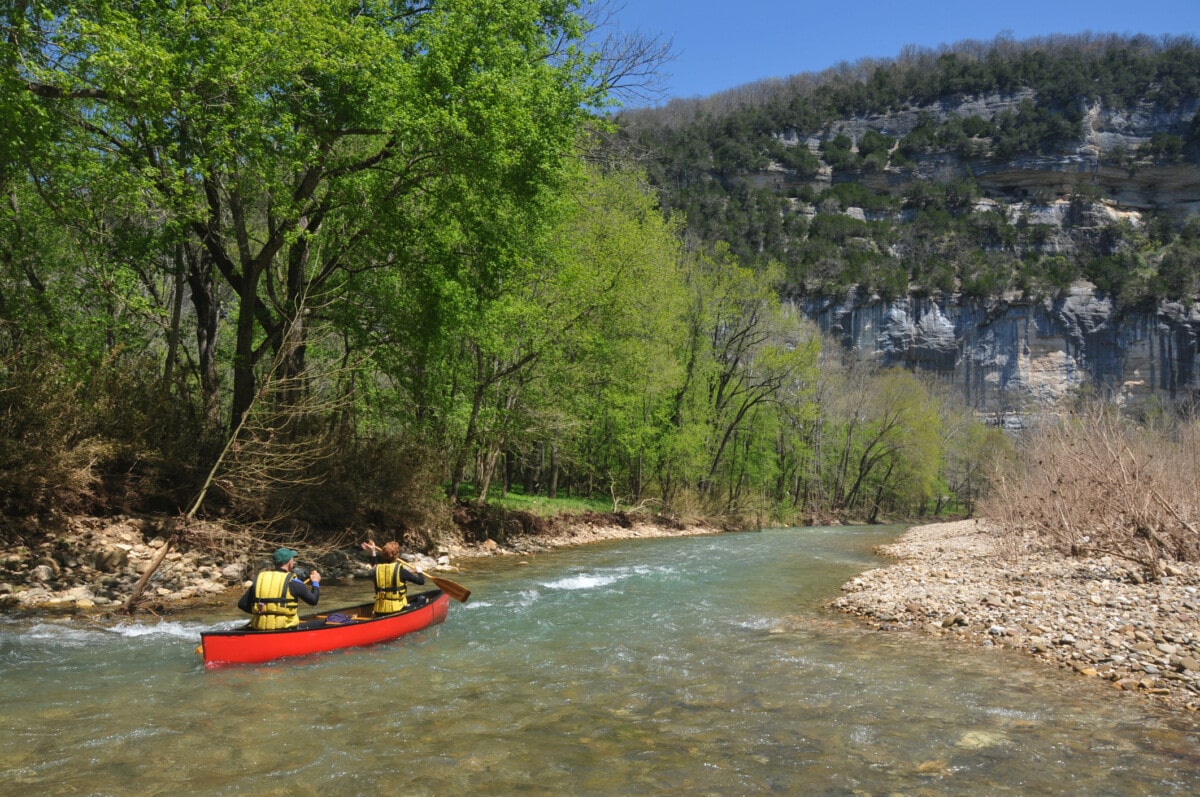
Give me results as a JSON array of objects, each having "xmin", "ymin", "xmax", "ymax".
[{"xmin": 488, "ymin": 490, "xmax": 612, "ymax": 517}]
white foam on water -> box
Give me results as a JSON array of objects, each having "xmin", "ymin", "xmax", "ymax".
[
  {"xmin": 77, "ymin": 725, "xmax": 175, "ymax": 750},
  {"xmin": 22, "ymin": 622, "xmax": 107, "ymax": 647},
  {"xmin": 17, "ymin": 618, "xmax": 238, "ymax": 648},
  {"xmin": 543, "ymin": 573, "xmax": 620, "ymax": 590},
  {"xmin": 105, "ymin": 620, "xmax": 205, "ymax": 640},
  {"xmin": 982, "ymin": 705, "xmax": 1041, "ymax": 721},
  {"xmin": 495, "ymin": 588, "xmax": 541, "ymax": 610},
  {"xmin": 733, "ymin": 616, "xmax": 775, "ymax": 631},
  {"xmin": 538, "ymin": 561, "xmax": 683, "ymax": 591},
  {"xmin": 629, "ymin": 563, "xmax": 678, "ymax": 577}
]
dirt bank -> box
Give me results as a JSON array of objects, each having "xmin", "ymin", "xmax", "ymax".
[
  {"xmin": 0, "ymin": 512, "xmax": 721, "ymax": 614},
  {"xmin": 444, "ymin": 512, "xmax": 721, "ymax": 560}
]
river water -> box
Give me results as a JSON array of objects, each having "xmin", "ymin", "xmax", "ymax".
[{"xmin": 3, "ymin": 525, "xmax": 1198, "ymax": 796}]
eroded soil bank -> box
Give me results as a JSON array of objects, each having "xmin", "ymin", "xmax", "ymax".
[{"xmin": 0, "ymin": 510, "xmax": 719, "ymax": 613}]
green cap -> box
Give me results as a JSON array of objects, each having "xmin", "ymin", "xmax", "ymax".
[{"xmin": 273, "ymin": 547, "xmax": 299, "ymax": 565}]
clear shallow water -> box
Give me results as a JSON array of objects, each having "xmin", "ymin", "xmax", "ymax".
[{"xmin": 3, "ymin": 525, "xmax": 1198, "ymax": 796}]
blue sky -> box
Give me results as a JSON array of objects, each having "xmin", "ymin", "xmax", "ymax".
[{"xmin": 610, "ymin": 0, "xmax": 1200, "ymax": 106}]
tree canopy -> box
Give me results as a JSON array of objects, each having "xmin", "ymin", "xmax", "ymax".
[{"xmin": 0, "ymin": 1, "xmax": 1001, "ymax": 540}]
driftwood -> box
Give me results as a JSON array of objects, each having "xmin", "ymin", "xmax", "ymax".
[{"xmin": 120, "ymin": 417, "xmax": 244, "ymax": 613}]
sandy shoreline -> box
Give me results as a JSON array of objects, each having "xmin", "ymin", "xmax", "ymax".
[{"xmin": 829, "ymin": 519, "xmax": 1200, "ymax": 714}]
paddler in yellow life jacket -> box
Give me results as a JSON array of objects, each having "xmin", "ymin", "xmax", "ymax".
[
  {"xmin": 361, "ymin": 540, "xmax": 425, "ymax": 615},
  {"xmin": 237, "ymin": 547, "xmax": 322, "ymax": 630}
]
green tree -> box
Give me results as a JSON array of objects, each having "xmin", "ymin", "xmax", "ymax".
[
  {"xmin": 355, "ymin": 159, "xmax": 689, "ymax": 505},
  {"xmin": 660, "ymin": 245, "xmax": 820, "ymax": 512},
  {"xmin": 10, "ymin": 0, "xmax": 598, "ymax": 437},
  {"xmin": 821, "ymin": 365, "xmax": 943, "ymax": 518}
]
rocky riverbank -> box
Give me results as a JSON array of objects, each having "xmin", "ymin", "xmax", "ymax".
[
  {"xmin": 0, "ymin": 513, "xmax": 718, "ymax": 614},
  {"xmin": 829, "ymin": 519, "xmax": 1200, "ymax": 713}
]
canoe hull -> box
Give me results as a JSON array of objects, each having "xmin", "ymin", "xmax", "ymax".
[{"xmin": 200, "ymin": 590, "xmax": 449, "ymax": 668}]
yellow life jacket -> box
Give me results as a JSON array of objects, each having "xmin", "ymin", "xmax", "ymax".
[
  {"xmin": 250, "ymin": 570, "xmax": 299, "ymax": 630},
  {"xmin": 373, "ymin": 562, "xmax": 409, "ymax": 615}
]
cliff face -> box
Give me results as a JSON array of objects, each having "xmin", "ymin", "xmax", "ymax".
[
  {"xmin": 780, "ymin": 96, "xmax": 1200, "ymax": 216},
  {"xmin": 799, "ymin": 287, "xmax": 1200, "ymax": 413},
  {"xmin": 623, "ymin": 41, "xmax": 1200, "ymax": 412},
  {"xmin": 777, "ymin": 96, "xmax": 1200, "ymax": 412}
]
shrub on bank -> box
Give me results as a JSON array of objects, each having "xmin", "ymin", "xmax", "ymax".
[{"xmin": 983, "ymin": 403, "xmax": 1200, "ymax": 576}]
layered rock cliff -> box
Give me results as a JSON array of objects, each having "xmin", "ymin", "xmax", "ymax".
[
  {"xmin": 777, "ymin": 95, "xmax": 1200, "ymax": 215},
  {"xmin": 622, "ymin": 38, "xmax": 1200, "ymax": 412},
  {"xmin": 799, "ymin": 286, "xmax": 1200, "ymax": 414}
]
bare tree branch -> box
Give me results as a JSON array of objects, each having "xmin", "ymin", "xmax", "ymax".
[{"xmin": 581, "ymin": 1, "xmax": 675, "ymax": 107}]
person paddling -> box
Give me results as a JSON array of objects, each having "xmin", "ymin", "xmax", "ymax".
[
  {"xmin": 361, "ymin": 540, "xmax": 425, "ymax": 615},
  {"xmin": 237, "ymin": 547, "xmax": 322, "ymax": 630}
]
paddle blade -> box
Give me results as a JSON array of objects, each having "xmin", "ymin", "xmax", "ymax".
[{"xmin": 430, "ymin": 575, "xmax": 471, "ymax": 603}]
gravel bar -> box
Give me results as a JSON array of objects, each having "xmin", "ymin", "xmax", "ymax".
[{"xmin": 829, "ymin": 519, "xmax": 1200, "ymax": 713}]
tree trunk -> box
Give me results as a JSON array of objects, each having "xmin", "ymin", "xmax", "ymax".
[
  {"xmin": 120, "ymin": 527, "xmax": 176, "ymax": 614},
  {"xmin": 230, "ymin": 259, "xmax": 262, "ymax": 433},
  {"xmin": 449, "ymin": 376, "xmax": 487, "ymax": 501},
  {"xmin": 476, "ymin": 444, "xmax": 501, "ymax": 503},
  {"xmin": 162, "ymin": 244, "xmax": 185, "ymax": 399},
  {"xmin": 867, "ymin": 462, "xmax": 894, "ymax": 524},
  {"xmin": 278, "ymin": 235, "xmax": 312, "ymax": 409},
  {"xmin": 185, "ymin": 246, "xmax": 222, "ymax": 429}
]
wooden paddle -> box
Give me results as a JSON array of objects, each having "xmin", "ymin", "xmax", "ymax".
[{"xmin": 401, "ymin": 560, "xmax": 472, "ymax": 603}]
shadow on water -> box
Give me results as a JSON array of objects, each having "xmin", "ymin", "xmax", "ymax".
[{"xmin": 2, "ymin": 525, "xmax": 1198, "ymax": 795}]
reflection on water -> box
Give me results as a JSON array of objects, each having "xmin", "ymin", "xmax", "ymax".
[{"xmin": 2, "ymin": 526, "xmax": 1198, "ymax": 796}]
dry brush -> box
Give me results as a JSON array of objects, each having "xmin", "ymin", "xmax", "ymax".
[{"xmin": 984, "ymin": 404, "xmax": 1200, "ymax": 576}]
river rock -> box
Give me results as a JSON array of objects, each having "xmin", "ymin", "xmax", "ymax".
[
  {"xmin": 830, "ymin": 519, "xmax": 1200, "ymax": 714},
  {"xmin": 33, "ymin": 556, "xmax": 60, "ymax": 575},
  {"xmin": 1174, "ymin": 656, "xmax": 1200, "ymax": 672},
  {"xmin": 93, "ymin": 548, "xmax": 124, "ymax": 573}
]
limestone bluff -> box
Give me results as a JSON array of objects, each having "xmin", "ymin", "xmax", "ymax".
[{"xmin": 798, "ymin": 286, "xmax": 1200, "ymax": 414}]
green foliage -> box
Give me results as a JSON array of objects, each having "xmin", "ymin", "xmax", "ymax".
[
  {"xmin": 0, "ymin": 0, "xmax": 610, "ymax": 526},
  {"xmin": 819, "ymin": 133, "xmax": 858, "ymax": 171},
  {"xmin": 618, "ymin": 34, "xmax": 1200, "ymax": 307},
  {"xmin": 1139, "ymin": 133, "xmax": 1186, "ymax": 161},
  {"xmin": 896, "ymin": 114, "xmax": 941, "ymax": 160},
  {"xmin": 765, "ymin": 139, "xmax": 821, "ymax": 176},
  {"xmin": 992, "ymin": 99, "xmax": 1082, "ymax": 161},
  {"xmin": 490, "ymin": 490, "xmax": 612, "ymax": 517},
  {"xmin": 0, "ymin": 9, "xmax": 1072, "ymax": 536},
  {"xmin": 856, "ymin": 129, "xmax": 894, "ymax": 159},
  {"xmin": 1156, "ymin": 237, "xmax": 1200, "ymax": 298},
  {"xmin": 820, "ymin": 181, "xmax": 893, "ymax": 212}
]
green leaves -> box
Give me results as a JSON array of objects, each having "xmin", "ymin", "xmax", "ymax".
[{"xmin": 0, "ymin": 0, "xmax": 1006, "ymax": 526}]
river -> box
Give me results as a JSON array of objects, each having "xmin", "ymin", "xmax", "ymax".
[{"xmin": 3, "ymin": 525, "xmax": 1198, "ymax": 795}]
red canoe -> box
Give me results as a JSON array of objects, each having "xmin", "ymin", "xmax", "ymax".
[{"xmin": 199, "ymin": 589, "xmax": 450, "ymax": 668}]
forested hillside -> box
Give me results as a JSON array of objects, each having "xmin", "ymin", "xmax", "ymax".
[
  {"xmin": 617, "ymin": 34, "xmax": 1200, "ymax": 303},
  {"xmin": 0, "ymin": 3, "xmax": 1021, "ymax": 550}
]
